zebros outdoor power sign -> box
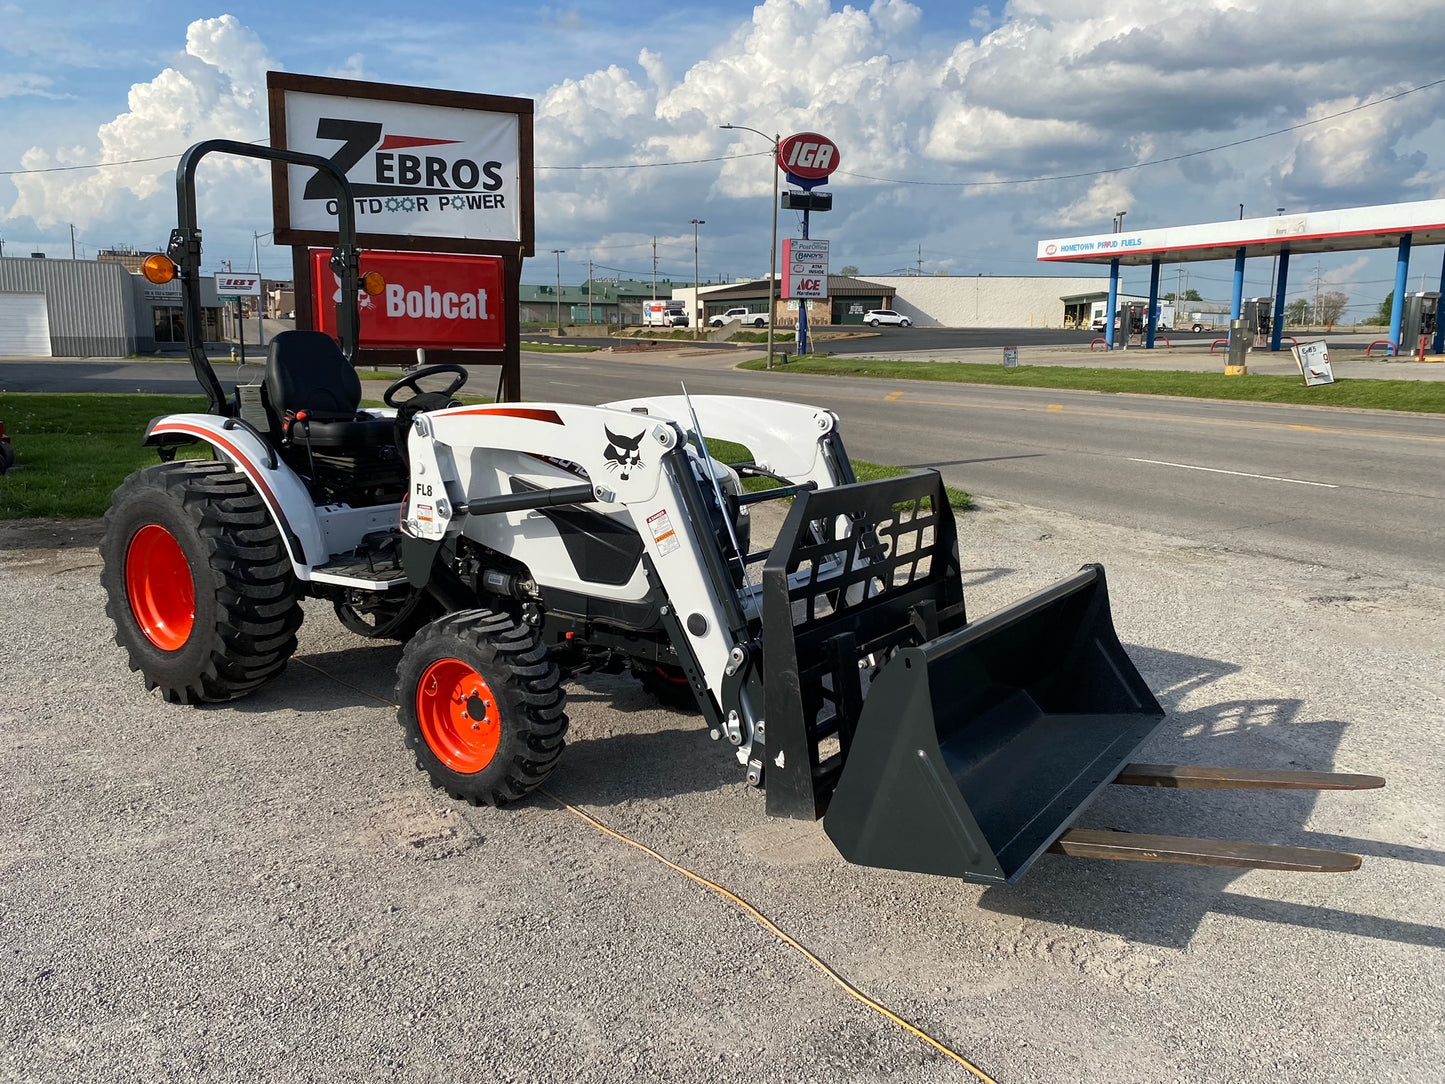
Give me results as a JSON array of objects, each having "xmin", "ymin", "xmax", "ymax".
[
  {"xmin": 268, "ymin": 72, "xmax": 534, "ymax": 258},
  {"xmin": 309, "ymin": 249, "xmax": 505, "ymax": 351}
]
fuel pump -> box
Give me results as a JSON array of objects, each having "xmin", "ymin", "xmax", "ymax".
[{"xmin": 1401, "ymin": 292, "xmax": 1439, "ymax": 353}]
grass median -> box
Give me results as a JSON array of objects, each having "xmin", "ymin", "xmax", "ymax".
[
  {"xmin": 739, "ymin": 356, "xmax": 1445, "ymax": 414},
  {"xmin": 0, "ymin": 392, "xmax": 969, "ymax": 519}
]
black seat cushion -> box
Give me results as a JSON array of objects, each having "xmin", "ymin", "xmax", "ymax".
[
  {"xmin": 266, "ymin": 329, "xmax": 363, "ymax": 417},
  {"xmin": 263, "ymin": 330, "xmax": 393, "ymax": 450}
]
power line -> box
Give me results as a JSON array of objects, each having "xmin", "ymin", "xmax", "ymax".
[
  {"xmin": 537, "ymin": 150, "xmax": 770, "ymax": 171},
  {"xmin": 834, "ymin": 76, "xmax": 1445, "ymax": 188}
]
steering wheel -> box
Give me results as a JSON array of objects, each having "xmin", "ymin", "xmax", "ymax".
[{"xmin": 383, "ymin": 363, "xmax": 470, "ymax": 407}]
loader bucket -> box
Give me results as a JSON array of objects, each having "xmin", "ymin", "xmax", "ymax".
[{"xmin": 822, "ymin": 565, "xmax": 1165, "ymax": 884}]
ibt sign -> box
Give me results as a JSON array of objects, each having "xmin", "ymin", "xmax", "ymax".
[
  {"xmin": 215, "ymin": 273, "xmax": 262, "ymax": 297},
  {"xmin": 310, "ymin": 249, "xmax": 505, "ymax": 350},
  {"xmin": 782, "ymin": 238, "xmax": 830, "ymax": 299}
]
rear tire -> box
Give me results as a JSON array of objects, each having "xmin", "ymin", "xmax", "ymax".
[
  {"xmin": 396, "ymin": 609, "xmax": 568, "ymax": 806},
  {"xmin": 100, "ymin": 461, "xmax": 304, "ymax": 704}
]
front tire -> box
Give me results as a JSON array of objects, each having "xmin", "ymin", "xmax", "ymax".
[
  {"xmin": 900, "ymin": 318, "xmax": 911, "ymax": 327},
  {"xmin": 869, "ymin": 319, "xmax": 880, "ymax": 326},
  {"xmin": 100, "ymin": 461, "xmax": 304, "ymax": 704},
  {"xmin": 396, "ymin": 609, "xmax": 568, "ymax": 806}
]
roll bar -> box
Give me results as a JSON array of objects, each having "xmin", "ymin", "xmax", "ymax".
[{"xmin": 168, "ymin": 140, "xmax": 363, "ymax": 416}]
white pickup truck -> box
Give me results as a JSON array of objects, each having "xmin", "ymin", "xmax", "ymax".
[{"xmin": 708, "ymin": 307, "xmax": 770, "ymax": 328}]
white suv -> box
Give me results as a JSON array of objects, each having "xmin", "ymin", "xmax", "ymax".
[{"xmin": 864, "ymin": 309, "xmax": 910, "ymax": 327}]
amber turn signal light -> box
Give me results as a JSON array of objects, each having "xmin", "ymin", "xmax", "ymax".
[
  {"xmin": 360, "ymin": 270, "xmax": 386, "ymax": 296},
  {"xmin": 141, "ymin": 254, "xmax": 178, "ymax": 285}
]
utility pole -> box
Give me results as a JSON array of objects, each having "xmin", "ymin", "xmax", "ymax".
[
  {"xmin": 916, "ymin": 243, "xmax": 923, "ymax": 276},
  {"xmin": 691, "ymin": 219, "xmax": 705, "ymax": 340},
  {"xmin": 70, "ymin": 223, "xmax": 76, "ymax": 259},
  {"xmin": 1313, "ymin": 262, "xmax": 1322, "ymax": 326},
  {"xmin": 552, "ymin": 249, "xmax": 566, "ymax": 335},
  {"xmin": 587, "ymin": 258, "xmax": 594, "ymax": 327},
  {"xmin": 651, "ymin": 237, "xmax": 658, "ymax": 301}
]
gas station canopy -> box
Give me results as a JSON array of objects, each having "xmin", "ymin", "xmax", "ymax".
[{"xmin": 1036, "ymin": 198, "xmax": 1445, "ymax": 266}]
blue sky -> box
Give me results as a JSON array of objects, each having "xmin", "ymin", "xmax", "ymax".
[{"xmin": 3, "ymin": 0, "xmax": 1442, "ymax": 319}]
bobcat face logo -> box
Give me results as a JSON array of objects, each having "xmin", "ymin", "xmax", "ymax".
[{"xmin": 603, "ymin": 427, "xmax": 645, "ymax": 481}]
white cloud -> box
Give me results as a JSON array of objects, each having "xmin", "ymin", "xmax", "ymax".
[
  {"xmin": 7, "ymin": 15, "xmax": 274, "ymax": 232},
  {"xmin": 4, "ymin": 1, "xmax": 1442, "ymax": 285}
]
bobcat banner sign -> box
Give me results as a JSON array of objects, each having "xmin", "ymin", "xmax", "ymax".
[
  {"xmin": 267, "ymin": 72, "xmax": 534, "ymax": 257},
  {"xmin": 268, "ymin": 72, "xmax": 533, "ymax": 399}
]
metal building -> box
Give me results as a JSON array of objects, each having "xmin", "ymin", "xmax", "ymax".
[
  {"xmin": 0, "ymin": 256, "xmax": 138, "ymax": 357},
  {"xmin": 0, "ymin": 256, "xmax": 231, "ymax": 357}
]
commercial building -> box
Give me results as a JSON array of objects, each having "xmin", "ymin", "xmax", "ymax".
[{"xmin": 0, "ymin": 255, "xmax": 234, "ymax": 357}]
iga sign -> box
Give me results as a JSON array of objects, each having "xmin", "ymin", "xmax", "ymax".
[
  {"xmin": 269, "ymin": 72, "xmax": 534, "ymax": 258},
  {"xmin": 310, "ymin": 249, "xmax": 505, "ymax": 350},
  {"xmin": 782, "ymin": 238, "xmax": 830, "ymax": 299},
  {"xmin": 778, "ymin": 132, "xmax": 840, "ymax": 188}
]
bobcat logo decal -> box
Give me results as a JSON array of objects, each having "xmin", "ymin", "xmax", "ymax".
[{"xmin": 603, "ymin": 427, "xmax": 645, "ymax": 481}]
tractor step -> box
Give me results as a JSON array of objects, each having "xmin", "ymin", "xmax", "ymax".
[
  {"xmin": 1048, "ymin": 828, "xmax": 1362, "ymax": 873},
  {"xmin": 1113, "ymin": 763, "xmax": 1385, "ymax": 791},
  {"xmin": 310, "ymin": 552, "xmax": 410, "ymax": 590}
]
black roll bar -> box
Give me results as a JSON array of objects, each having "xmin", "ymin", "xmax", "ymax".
[{"xmin": 168, "ymin": 139, "xmax": 363, "ymax": 416}]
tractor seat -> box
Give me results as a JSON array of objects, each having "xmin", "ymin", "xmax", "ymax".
[{"xmin": 262, "ymin": 330, "xmax": 395, "ymax": 450}]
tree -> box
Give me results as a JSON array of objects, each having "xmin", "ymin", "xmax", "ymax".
[
  {"xmin": 1364, "ymin": 291, "xmax": 1394, "ymax": 325},
  {"xmin": 1318, "ymin": 291, "xmax": 1349, "ymax": 327},
  {"xmin": 1164, "ymin": 288, "xmax": 1203, "ymax": 302},
  {"xmin": 839, "ymin": 264, "xmax": 859, "ymax": 276},
  {"xmin": 1285, "ymin": 298, "xmax": 1311, "ymax": 327}
]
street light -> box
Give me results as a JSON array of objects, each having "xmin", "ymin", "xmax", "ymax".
[
  {"xmin": 551, "ymin": 248, "xmax": 565, "ymax": 335},
  {"xmin": 1114, "ymin": 210, "xmax": 1127, "ymax": 233},
  {"xmin": 690, "ymin": 218, "xmax": 705, "ymax": 340},
  {"xmin": 719, "ymin": 123, "xmax": 780, "ymax": 369}
]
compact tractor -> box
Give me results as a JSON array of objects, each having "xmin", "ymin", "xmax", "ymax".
[{"xmin": 101, "ymin": 141, "xmax": 1381, "ymax": 885}]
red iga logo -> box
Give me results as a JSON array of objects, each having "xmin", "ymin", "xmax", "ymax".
[
  {"xmin": 777, "ymin": 133, "xmax": 840, "ymax": 182},
  {"xmin": 1045, "ymin": 243, "xmax": 1058, "ymax": 256}
]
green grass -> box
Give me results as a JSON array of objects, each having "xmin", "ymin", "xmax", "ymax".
[
  {"xmin": 519, "ymin": 341, "xmax": 601, "ymax": 353},
  {"xmin": 0, "ymin": 393, "xmax": 969, "ymax": 520},
  {"xmin": 736, "ymin": 356, "xmax": 1445, "ymax": 413},
  {"xmin": 704, "ymin": 437, "xmax": 971, "ymax": 511},
  {"xmin": 0, "ymin": 393, "xmax": 211, "ymax": 519}
]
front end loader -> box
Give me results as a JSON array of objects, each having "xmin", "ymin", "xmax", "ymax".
[{"xmin": 100, "ymin": 138, "xmax": 1381, "ymax": 890}]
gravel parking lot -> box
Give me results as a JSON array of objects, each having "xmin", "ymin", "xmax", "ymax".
[{"xmin": 2, "ymin": 498, "xmax": 1441, "ymax": 1083}]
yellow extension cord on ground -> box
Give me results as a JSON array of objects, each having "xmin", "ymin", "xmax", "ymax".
[{"xmin": 297, "ymin": 655, "xmax": 999, "ymax": 1083}]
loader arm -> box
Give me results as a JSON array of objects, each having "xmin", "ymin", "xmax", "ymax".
[{"xmin": 402, "ymin": 402, "xmax": 766, "ymax": 739}]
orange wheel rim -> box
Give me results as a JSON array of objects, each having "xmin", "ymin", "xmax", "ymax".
[
  {"xmin": 416, "ymin": 658, "xmax": 500, "ymax": 773},
  {"xmin": 125, "ymin": 524, "xmax": 195, "ymax": 651}
]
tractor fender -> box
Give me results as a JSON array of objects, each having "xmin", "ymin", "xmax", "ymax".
[{"xmin": 143, "ymin": 413, "xmax": 324, "ymax": 576}]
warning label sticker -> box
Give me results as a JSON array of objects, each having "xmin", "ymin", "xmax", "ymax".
[
  {"xmin": 647, "ymin": 509, "xmax": 679, "ymax": 556},
  {"xmin": 416, "ymin": 504, "xmax": 433, "ymax": 523}
]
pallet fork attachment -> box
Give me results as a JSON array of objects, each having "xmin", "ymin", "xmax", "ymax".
[{"xmin": 757, "ymin": 471, "xmax": 1382, "ymax": 883}]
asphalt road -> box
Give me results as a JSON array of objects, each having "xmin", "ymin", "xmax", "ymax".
[
  {"xmin": 520, "ymin": 352, "xmax": 1445, "ymax": 588},
  {"xmin": 6, "ymin": 350, "xmax": 1442, "ymax": 586}
]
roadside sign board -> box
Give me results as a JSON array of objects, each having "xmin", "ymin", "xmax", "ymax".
[
  {"xmin": 1003, "ymin": 347, "xmax": 1019, "ymax": 368},
  {"xmin": 782, "ymin": 238, "xmax": 829, "ymax": 299},
  {"xmin": 1292, "ymin": 339, "xmax": 1335, "ymax": 386},
  {"xmin": 268, "ymin": 72, "xmax": 534, "ymax": 258},
  {"xmin": 309, "ymin": 248, "xmax": 505, "ymax": 350},
  {"xmin": 215, "ymin": 272, "xmax": 262, "ymax": 297}
]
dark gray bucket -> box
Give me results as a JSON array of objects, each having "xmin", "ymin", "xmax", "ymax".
[{"xmin": 823, "ymin": 565, "xmax": 1165, "ymax": 884}]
